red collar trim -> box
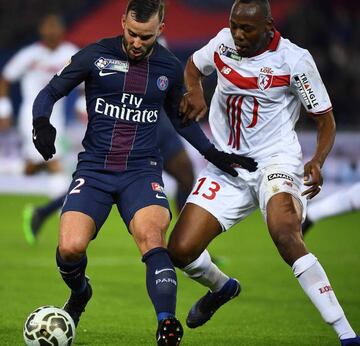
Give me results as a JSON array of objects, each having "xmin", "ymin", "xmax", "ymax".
[{"xmin": 249, "ymin": 29, "xmax": 281, "ymax": 57}]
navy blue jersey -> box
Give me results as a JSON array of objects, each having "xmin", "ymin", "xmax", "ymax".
[{"xmin": 49, "ymin": 36, "xmax": 183, "ymax": 171}]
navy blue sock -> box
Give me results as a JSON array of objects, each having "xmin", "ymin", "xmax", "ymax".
[
  {"xmin": 37, "ymin": 194, "xmax": 66, "ymax": 218},
  {"xmin": 142, "ymin": 247, "xmax": 177, "ymax": 321},
  {"xmin": 56, "ymin": 247, "xmax": 87, "ymax": 294}
]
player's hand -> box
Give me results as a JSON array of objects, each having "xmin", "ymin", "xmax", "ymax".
[
  {"xmin": 302, "ymin": 159, "xmax": 323, "ymax": 199},
  {"xmin": 180, "ymin": 88, "xmax": 207, "ymax": 124},
  {"xmin": 204, "ymin": 145, "xmax": 258, "ymax": 177},
  {"xmin": 32, "ymin": 117, "xmax": 56, "ymax": 161}
]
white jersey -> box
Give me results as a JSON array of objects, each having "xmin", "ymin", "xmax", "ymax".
[
  {"xmin": 2, "ymin": 41, "xmax": 78, "ymax": 161},
  {"xmin": 193, "ymin": 28, "xmax": 332, "ymax": 167}
]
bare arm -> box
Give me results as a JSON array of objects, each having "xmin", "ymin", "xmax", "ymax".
[
  {"xmin": 302, "ymin": 110, "xmax": 336, "ymax": 199},
  {"xmin": 180, "ymin": 56, "xmax": 208, "ymax": 123}
]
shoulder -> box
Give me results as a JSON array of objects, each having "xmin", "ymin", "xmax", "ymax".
[
  {"xmin": 276, "ymin": 37, "xmax": 311, "ymax": 67},
  {"xmin": 95, "ymin": 36, "xmax": 121, "ymax": 51},
  {"xmin": 15, "ymin": 42, "xmax": 45, "ymax": 56},
  {"xmin": 154, "ymin": 43, "xmax": 183, "ymax": 71},
  {"xmin": 59, "ymin": 41, "xmax": 80, "ymax": 54}
]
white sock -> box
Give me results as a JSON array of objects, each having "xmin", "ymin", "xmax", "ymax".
[
  {"xmin": 293, "ymin": 253, "xmax": 356, "ymax": 339},
  {"xmin": 307, "ymin": 183, "xmax": 360, "ymax": 222},
  {"xmin": 182, "ymin": 250, "xmax": 229, "ymax": 292}
]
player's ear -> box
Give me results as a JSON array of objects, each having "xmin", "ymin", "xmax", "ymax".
[
  {"xmin": 121, "ymin": 14, "xmax": 126, "ymax": 30},
  {"xmin": 158, "ymin": 22, "xmax": 165, "ymax": 37},
  {"xmin": 265, "ymin": 17, "xmax": 274, "ymax": 32}
]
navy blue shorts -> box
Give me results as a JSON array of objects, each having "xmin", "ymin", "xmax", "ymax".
[
  {"xmin": 62, "ymin": 168, "xmax": 170, "ymax": 234},
  {"xmin": 158, "ymin": 113, "xmax": 184, "ymax": 162}
]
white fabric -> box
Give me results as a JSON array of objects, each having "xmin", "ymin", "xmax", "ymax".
[
  {"xmin": 192, "ymin": 28, "xmax": 332, "ymax": 168},
  {"xmin": 307, "ymin": 182, "xmax": 360, "ymax": 222},
  {"xmin": 294, "ymin": 254, "xmax": 356, "ymax": 338},
  {"xmin": 0, "ymin": 97, "xmax": 13, "ymax": 118},
  {"xmin": 186, "ymin": 160, "xmax": 307, "ymax": 230},
  {"xmin": 182, "ymin": 250, "xmax": 229, "ymax": 292},
  {"xmin": 2, "ymin": 41, "xmax": 78, "ymax": 162}
]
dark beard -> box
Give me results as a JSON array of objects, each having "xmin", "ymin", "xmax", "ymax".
[{"xmin": 122, "ymin": 36, "xmax": 156, "ymax": 61}]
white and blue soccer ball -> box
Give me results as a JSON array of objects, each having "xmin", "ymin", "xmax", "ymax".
[{"xmin": 23, "ymin": 306, "xmax": 75, "ymax": 346}]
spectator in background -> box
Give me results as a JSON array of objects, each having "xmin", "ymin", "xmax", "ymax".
[
  {"xmin": 302, "ymin": 182, "xmax": 360, "ymax": 235},
  {"xmin": 0, "ymin": 14, "xmax": 84, "ymax": 175}
]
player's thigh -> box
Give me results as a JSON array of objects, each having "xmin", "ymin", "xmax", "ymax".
[
  {"xmin": 168, "ymin": 202, "xmax": 222, "ymax": 264},
  {"xmin": 259, "ymin": 164, "xmax": 306, "ymax": 226},
  {"xmin": 117, "ymin": 173, "xmax": 171, "ymax": 229},
  {"xmin": 62, "ymin": 172, "xmax": 113, "ymax": 236},
  {"xmin": 186, "ymin": 166, "xmax": 257, "ymax": 231},
  {"xmin": 129, "ymin": 205, "xmax": 171, "ymax": 254},
  {"xmin": 59, "ymin": 211, "xmax": 96, "ymax": 252}
]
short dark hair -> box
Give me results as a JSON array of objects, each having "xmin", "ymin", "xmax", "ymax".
[
  {"xmin": 233, "ymin": 0, "xmax": 271, "ymax": 20},
  {"xmin": 126, "ymin": 0, "xmax": 165, "ymax": 23}
]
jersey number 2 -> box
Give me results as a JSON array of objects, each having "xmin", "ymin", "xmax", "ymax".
[{"xmin": 69, "ymin": 178, "xmax": 85, "ymax": 194}]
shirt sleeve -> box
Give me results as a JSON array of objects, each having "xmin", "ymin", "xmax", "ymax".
[
  {"xmin": 49, "ymin": 44, "xmax": 94, "ymax": 97},
  {"xmin": 291, "ymin": 50, "xmax": 332, "ymax": 115},
  {"xmin": 2, "ymin": 46, "xmax": 35, "ymax": 82},
  {"xmin": 192, "ymin": 33, "xmax": 221, "ymax": 76}
]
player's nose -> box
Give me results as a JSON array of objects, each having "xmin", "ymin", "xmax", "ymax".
[
  {"xmin": 233, "ymin": 28, "xmax": 246, "ymax": 42},
  {"xmin": 133, "ymin": 37, "xmax": 142, "ymax": 49}
]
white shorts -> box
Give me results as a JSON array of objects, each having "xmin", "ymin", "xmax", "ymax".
[{"xmin": 186, "ymin": 161, "xmax": 307, "ymax": 231}]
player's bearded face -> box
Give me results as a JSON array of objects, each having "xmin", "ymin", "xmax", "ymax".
[
  {"xmin": 229, "ymin": 3, "xmax": 273, "ymax": 57},
  {"xmin": 122, "ymin": 12, "xmax": 164, "ymax": 61}
]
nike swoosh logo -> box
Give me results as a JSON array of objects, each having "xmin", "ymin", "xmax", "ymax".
[
  {"xmin": 155, "ymin": 268, "xmax": 176, "ymax": 275},
  {"xmin": 99, "ymin": 70, "xmax": 117, "ymax": 76},
  {"xmin": 155, "ymin": 193, "xmax": 167, "ymax": 200}
]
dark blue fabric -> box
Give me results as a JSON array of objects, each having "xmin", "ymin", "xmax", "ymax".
[
  {"xmin": 56, "ymin": 247, "xmax": 87, "ymax": 294},
  {"xmin": 32, "ymin": 85, "xmax": 62, "ymax": 120},
  {"xmin": 142, "ymin": 247, "xmax": 177, "ymax": 318}
]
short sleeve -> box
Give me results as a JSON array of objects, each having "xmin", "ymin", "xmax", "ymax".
[
  {"xmin": 192, "ymin": 34, "xmax": 220, "ymax": 76},
  {"xmin": 291, "ymin": 51, "xmax": 332, "ymax": 114}
]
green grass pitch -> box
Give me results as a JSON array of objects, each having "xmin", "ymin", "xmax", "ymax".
[{"xmin": 0, "ymin": 194, "xmax": 359, "ymax": 345}]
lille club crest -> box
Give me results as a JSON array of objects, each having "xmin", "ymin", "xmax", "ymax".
[{"xmin": 258, "ymin": 73, "xmax": 273, "ymax": 90}]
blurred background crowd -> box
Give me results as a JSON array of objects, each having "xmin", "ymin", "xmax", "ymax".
[{"xmin": 0, "ymin": 0, "xmax": 359, "ymax": 196}]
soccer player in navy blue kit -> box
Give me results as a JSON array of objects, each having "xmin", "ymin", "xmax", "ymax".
[{"xmin": 31, "ymin": 1, "xmax": 257, "ymax": 344}]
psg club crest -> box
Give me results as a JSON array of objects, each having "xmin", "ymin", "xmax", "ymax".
[
  {"xmin": 157, "ymin": 76, "xmax": 169, "ymax": 91},
  {"xmin": 258, "ymin": 73, "xmax": 273, "ymax": 90}
]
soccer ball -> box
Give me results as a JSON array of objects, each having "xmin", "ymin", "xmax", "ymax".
[{"xmin": 23, "ymin": 306, "xmax": 76, "ymax": 346}]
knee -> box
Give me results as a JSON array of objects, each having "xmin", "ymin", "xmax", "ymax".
[
  {"xmin": 135, "ymin": 219, "xmax": 170, "ymax": 252},
  {"xmin": 58, "ymin": 238, "xmax": 87, "ymax": 262},
  {"xmin": 168, "ymin": 238, "xmax": 197, "ymax": 268}
]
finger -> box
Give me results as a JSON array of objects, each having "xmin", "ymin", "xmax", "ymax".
[
  {"xmin": 301, "ymin": 185, "xmax": 321, "ymax": 199},
  {"xmin": 221, "ymin": 165, "xmax": 238, "ymax": 177},
  {"xmin": 179, "ymin": 97, "xmax": 187, "ymax": 114},
  {"xmin": 195, "ymin": 107, "xmax": 208, "ymax": 122},
  {"xmin": 303, "ymin": 165, "xmax": 311, "ymax": 182}
]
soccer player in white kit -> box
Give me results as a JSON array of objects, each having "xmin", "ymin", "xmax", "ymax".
[
  {"xmin": 168, "ymin": 1, "xmax": 360, "ymax": 345},
  {"xmin": 302, "ymin": 182, "xmax": 360, "ymax": 235},
  {"xmin": 0, "ymin": 14, "xmax": 80, "ymax": 175}
]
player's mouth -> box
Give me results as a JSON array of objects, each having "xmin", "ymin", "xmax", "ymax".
[
  {"xmin": 235, "ymin": 44, "xmax": 249, "ymax": 55},
  {"xmin": 131, "ymin": 49, "xmax": 143, "ymax": 58}
]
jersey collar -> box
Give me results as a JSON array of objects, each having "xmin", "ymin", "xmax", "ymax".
[{"xmin": 248, "ymin": 29, "xmax": 281, "ymax": 58}]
